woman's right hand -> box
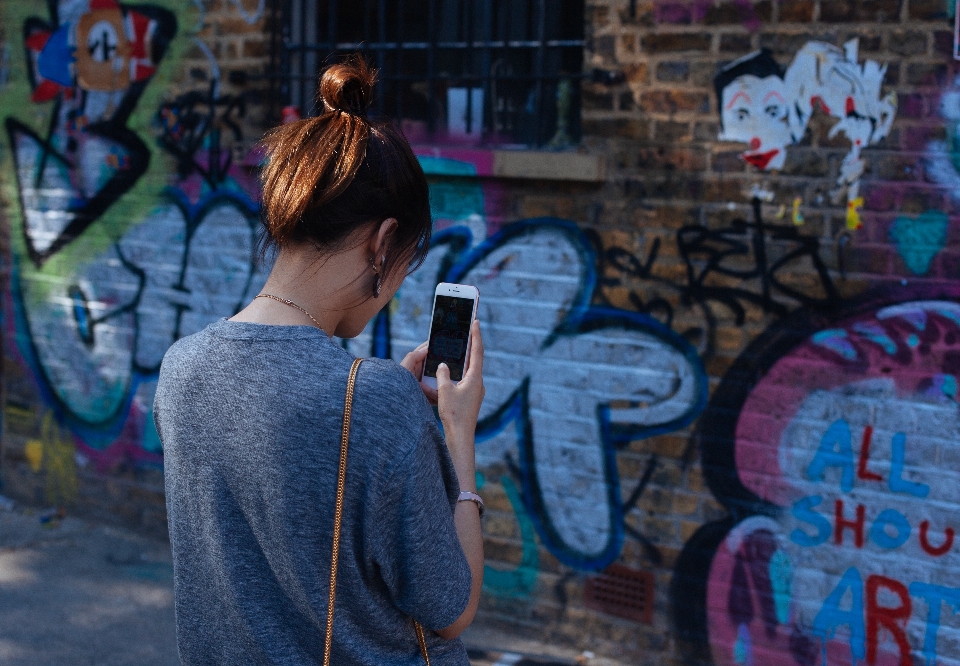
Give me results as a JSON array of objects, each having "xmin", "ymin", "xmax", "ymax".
[{"xmin": 436, "ymin": 320, "xmax": 485, "ymax": 470}]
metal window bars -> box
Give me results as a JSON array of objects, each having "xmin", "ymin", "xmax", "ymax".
[{"xmin": 267, "ymin": 0, "xmax": 585, "ymax": 148}]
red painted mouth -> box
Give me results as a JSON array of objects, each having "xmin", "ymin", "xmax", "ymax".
[{"xmin": 742, "ymin": 149, "xmax": 780, "ymax": 170}]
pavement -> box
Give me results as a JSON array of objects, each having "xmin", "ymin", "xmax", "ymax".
[{"xmin": 0, "ymin": 500, "xmax": 583, "ymax": 666}]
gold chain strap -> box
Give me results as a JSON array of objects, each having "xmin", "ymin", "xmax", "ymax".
[
  {"xmin": 415, "ymin": 622, "xmax": 431, "ymax": 665},
  {"xmin": 324, "ymin": 358, "xmax": 431, "ymax": 666}
]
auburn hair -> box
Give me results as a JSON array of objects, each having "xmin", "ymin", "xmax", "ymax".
[{"xmin": 258, "ymin": 56, "xmax": 431, "ymax": 279}]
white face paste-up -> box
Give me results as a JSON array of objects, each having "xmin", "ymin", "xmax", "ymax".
[
  {"xmin": 719, "ymin": 74, "xmax": 792, "ymax": 171},
  {"xmin": 715, "ymin": 40, "xmax": 896, "ymax": 229}
]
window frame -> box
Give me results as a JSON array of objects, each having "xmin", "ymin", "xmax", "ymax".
[{"xmin": 267, "ymin": 0, "xmax": 586, "ymax": 149}]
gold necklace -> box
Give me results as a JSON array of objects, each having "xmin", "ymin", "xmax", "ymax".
[{"xmin": 255, "ymin": 294, "xmax": 324, "ymax": 331}]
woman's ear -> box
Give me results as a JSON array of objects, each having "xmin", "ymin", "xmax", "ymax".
[{"xmin": 370, "ymin": 217, "xmax": 399, "ymax": 259}]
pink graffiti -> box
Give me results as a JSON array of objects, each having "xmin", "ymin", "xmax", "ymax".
[
  {"xmin": 654, "ymin": 1, "xmax": 711, "ymax": 24},
  {"xmin": 654, "ymin": 0, "xmax": 760, "ymax": 30},
  {"xmin": 733, "ymin": 0, "xmax": 762, "ymax": 32},
  {"xmin": 706, "ymin": 298, "xmax": 960, "ymax": 666},
  {"xmin": 174, "ymin": 150, "xmax": 262, "ymax": 205},
  {"xmin": 734, "ymin": 302, "xmax": 960, "ymax": 506},
  {"xmin": 74, "ymin": 403, "xmax": 163, "ymax": 474}
]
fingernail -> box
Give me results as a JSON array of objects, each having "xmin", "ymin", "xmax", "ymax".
[{"xmin": 439, "ymin": 363, "xmax": 447, "ymax": 369}]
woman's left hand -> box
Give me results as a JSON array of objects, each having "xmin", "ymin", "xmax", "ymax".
[{"xmin": 400, "ymin": 342, "xmax": 438, "ymax": 405}]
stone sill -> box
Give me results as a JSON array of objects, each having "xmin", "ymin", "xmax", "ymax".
[{"xmin": 412, "ymin": 146, "xmax": 607, "ymax": 183}]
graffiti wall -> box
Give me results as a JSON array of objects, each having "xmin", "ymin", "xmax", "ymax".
[
  {"xmin": 592, "ymin": 1, "xmax": 960, "ymax": 663},
  {"xmin": 0, "ymin": 0, "xmax": 267, "ymax": 521},
  {"xmin": 675, "ymin": 287, "xmax": 960, "ymax": 666},
  {"xmin": 2, "ymin": 1, "xmax": 960, "ymax": 665}
]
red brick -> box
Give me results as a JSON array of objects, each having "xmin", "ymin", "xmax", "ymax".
[
  {"xmin": 587, "ymin": 35, "xmax": 617, "ymax": 62},
  {"xmin": 642, "ymin": 32, "xmax": 713, "ymax": 52},
  {"xmin": 242, "ymin": 38, "xmax": 268, "ymax": 58},
  {"xmin": 702, "ymin": 179, "xmax": 741, "ymax": 202},
  {"xmin": 654, "ymin": 1, "xmax": 702, "ymax": 25},
  {"xmin": 820, "ymin": 0, "xmax": 901, "ymax": 22},
  {"xmin": 781, "ymin": 149, "xmax": 830, "ymax": 177},
  {"xmin": 757, "ymin": 31, "xmax": 818, "ymax": 55},
  {"xmin": 883, "ymin": 62, "xmax": 901, "ymax": 85},
  {"xmin": 900, "ymin": 187, "xmax": 946, "ymax": 213},
  {"xmin": 934, "ymin": 30, "xmax": 956, "ymax": 56},
  {"xmin": 483, "ymin": 539, "xmax": 524, "ymax": 566},
  {"xmin": 593, "ymin": 34, "xmax": 617, "ymax": 60},
  {"xmin": 583, "ymin": 86, "xmax": 616, "ymax": 110},
  {"xmin": 694, "ymin": 120, "xmax": 720, "ymax": 141},
  {"xmin": 935, "ymin": 249, "xmax": 960, "ymax": 280},
  {"xmin": 218, "ymin": 16, "xmax": 266, "ymax": 34},
  {"xmin": 689, "ymin": 61, "xmax": 719, "ymax": 87},
  {"xmin": 636, "ymin": 147, "xmax": 708, "ymax": 171},
  {"xmin": 623, "ymin": 62, "xmax": 650, "ymax": 85},
  {"xmin": 619, "ymin": 0, "xmax": 657, "ymax": 26},
  {"xmin": 653, "ymin": 119, "xmax": 693, "ymax": 141},
  {"xmin": 888, "ymin": 30, "xmax": 929, "ymax": 56},
  {"xmin": 906, "ymin": 63, "xmax": 948, "ymax": 86},
  {"xmin": 703, "ymin": 0, "xmax": 772, "ymax": 24},
  {"xmin": 592, "ymin": 4, "xmax": 611, "ymax": 28},
  {"xmin": 909, "ymin": 0, "xmax": 950, "ymax": 20},
  {"xmin": 643, "ymin": 173, "xmax": 705, "ymax": 200},
  {"xmin": 898, "ymin": 93, "xmax": 928, "ymax": 118},
  {"xmin": 779, "ymin": 0, "xmax": 814, "ymax": 22},
  {"xmin": 850, "ymin": 33, "xmax": 883, "ymax": 53},
  {"xmin": 719, "ymin": 33, "xmax": 753, "ymax": 52},
  {"xmin": 706, "ymin": 355, "xmax": 735, "ymax": 378},
  {"xmin": 656, "ymin": 61, "xmax": 690, "ymax": 82},
  {"xmin": 863, "ymin": 184, "xmax": 900, "ymax": 212},
  {"xmin": 639, "ymin": 90, "xmax": 710, "ymax": 113},
  {"xmin": 713, "ymin": 150, "xmax": 748, "ymax": 172},
  {"xmin": 582, "ymin": 118, "xmax": 651, "ymax": 140},
  {"xmin": 843, "ymin": 244, "xmax": 893, "ymax": 275}
]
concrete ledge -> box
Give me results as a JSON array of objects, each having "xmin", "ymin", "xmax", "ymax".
[
  {"xmin": 492, "ymin": 150, "xmax": 606, "ymax": 182},
  {"xmin": 415, "ymin": 147, "xmax": 607, "ymax": 182}
]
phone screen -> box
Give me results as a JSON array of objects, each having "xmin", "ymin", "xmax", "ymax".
[{"xmin": 424, "ymin": 295, "xmax": 475, "ymax": 381}]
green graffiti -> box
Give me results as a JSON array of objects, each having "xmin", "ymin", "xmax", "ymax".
[
  {"xmin": 426, "ymin": 177, "xmax": 486, "ymax": 224},
  {"xmin": 482, "ymin": 474, "xmax": 540, "ymax": 599},
  {"xmin": 889, "ymin": 211, "xmax": 949, "ymax": 276},
  {"xmin": 0, "ymin": 0, "xmax": 192, "ymax": 300},
  {"xmin": 418, "ymin": 155, "xmax": 477, "ymax": 176}
]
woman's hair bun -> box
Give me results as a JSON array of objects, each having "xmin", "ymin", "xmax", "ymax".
[{"xmin": 318, "ymin": 57, "xmax": 377, "ymax": 117}]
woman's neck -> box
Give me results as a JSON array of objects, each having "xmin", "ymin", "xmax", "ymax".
[{"xmin": 231, "ymin": 244, "xmax": 368, "ymax": 337}]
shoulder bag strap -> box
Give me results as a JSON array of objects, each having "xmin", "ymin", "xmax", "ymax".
[{"xmin": 324, "ymin": 358, "xmax": 432, "ymax": 666}]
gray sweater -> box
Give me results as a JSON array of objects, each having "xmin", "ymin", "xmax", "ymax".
[{"xmin": 155, "ymin": 319, "xmax": 471, "ymax": 665}]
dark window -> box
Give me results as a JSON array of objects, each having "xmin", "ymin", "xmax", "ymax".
[{"xmin": 269, "ymin": 0, "xmax": 585, "ymax": 148}]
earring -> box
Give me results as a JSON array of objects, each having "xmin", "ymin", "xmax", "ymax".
[{"xmin": 371, "ymin": 256, "xmax": 384, "ymax": 298}]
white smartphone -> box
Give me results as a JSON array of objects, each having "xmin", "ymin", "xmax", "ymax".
[{"xmin": 421, "ymin": 282, "xmax": 480, "ymax": 389}]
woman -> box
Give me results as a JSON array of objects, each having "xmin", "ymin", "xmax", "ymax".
[{"xmin": 154, "ymin": 57, "xmax": 484, "ymax": 665}]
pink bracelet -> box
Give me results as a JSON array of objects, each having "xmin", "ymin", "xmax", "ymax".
[{"xmin": 458, "ymin": 491, "xmax": 484, "ymax": 518}]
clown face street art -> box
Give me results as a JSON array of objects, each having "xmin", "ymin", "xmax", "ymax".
[
  {"xmin": 7, "ymin": 0, "xmax": 176, "ymax": 264},
  {"xmin": 716, "ymin": 40, "xmax": 897, "ymax": 230},
  {"xmin": 716, "ymin": 49, "xmax": 792, "ymax": 171}
]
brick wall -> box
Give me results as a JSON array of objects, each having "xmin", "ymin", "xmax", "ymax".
[
  {"xmin": 2, "ymin": 1, "xmax": 960, "ymax": 665},
  {"xmin": 0, "ymin": 0, "xmax": 271, "ymax": 535}
]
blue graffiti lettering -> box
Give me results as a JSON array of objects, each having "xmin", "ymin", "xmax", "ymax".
[
  {"xmin": 807, "ymin": 418, "xmax": 855, "ymax": 492},
  {"xmin": 790, "ymin": 495, "xmax": 831, "ymax": 547},
  {"xmin": 812, "ymin": 567, "xmax": 865, "ymax": 662}
]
